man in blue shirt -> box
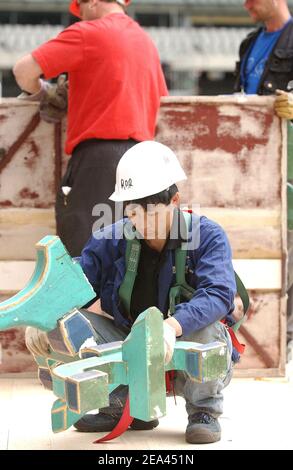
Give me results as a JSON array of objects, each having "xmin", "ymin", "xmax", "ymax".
[
  {"xmin": 235, "ymin": 0, "xmax": 293, "ymax": 98},
  {"xmin": 234, "ymin": 0, "xmax": 293, "ymax": 351},
  {"xmin": 26, "ymin": 141, "xmax": 236, "ymax": 444},
  {"xmin": 242, "ymin": 24, "xmax": 288, "ymax": 94}
]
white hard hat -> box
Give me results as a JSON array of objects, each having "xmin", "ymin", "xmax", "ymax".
[{"xmin": 109, "ymin": 141, "xmax": 187, "ymax": 202}]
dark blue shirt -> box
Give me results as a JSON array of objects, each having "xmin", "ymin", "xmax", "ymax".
[
  {"xmin": 77, "ymin": 214, "xmax": 236, "ymax": 337},
  {"xmin": 242, "ymin": 20, "xmax": 292, "ymax": 94}
]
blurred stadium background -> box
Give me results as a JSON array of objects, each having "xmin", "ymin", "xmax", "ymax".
[{"xmin": 1, "ymin": 0, "xmax": 292, "ymax": 97}]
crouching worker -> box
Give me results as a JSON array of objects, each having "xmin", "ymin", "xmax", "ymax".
[{"xmin": 26, "ymin": 141, "xmax": 237, "ymax": 444}]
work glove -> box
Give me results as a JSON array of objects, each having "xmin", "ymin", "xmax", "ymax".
[
  {"xmin": 78, "ymin": 336, "xmax": 98, "ymax": 358},
  {"xmin": 274, "ymin": 89, "xmax": 293, "ymax": 120},
  {"xmin": 163, "ymin": 322, "xmax": 176, "ymax": 365},
  {"xmin": 18, "ymin": 75, "xmax": 68, "ymax": 123},
  {"xmin": 39, "ymin": 74, "xmax": 68, "ymax": 123},
  {"xmin": 25, "ymin": 326, "xmax": 50, "ymax": 357}
]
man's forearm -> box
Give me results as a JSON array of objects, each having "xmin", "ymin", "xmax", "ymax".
[
  {"xmin": 164, "ymin": 316, "xmax": 182, "ymax": 337},
  {"xmin": 18, "ymin": 77, "xmax": 42, "ymax": 95},
  {"xmin": 13, "ymin": 54, "xmax": 43, "ymax": 94}
]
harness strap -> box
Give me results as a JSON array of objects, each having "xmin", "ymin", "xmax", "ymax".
[
  {"xmin": 233, "ymin": 271, "xmax": 250, "ymax": 332},
  {"xmin": 169, "ymin": 211, "xmax": 195, "ymax": 314},
  {"xmin": 118, "ymin": 222, "xmax": 141, "ymax": 315},
  {"xmin": 93, "ymin": 396, "xmax": 133, "ymax": 444},
  {"xmin": 221, "ymin": 323, "xmax": 246, "ymax": 355},
  {"xmin": 94, "ymin": 371, "xmax": 177, "ymax": 444}
]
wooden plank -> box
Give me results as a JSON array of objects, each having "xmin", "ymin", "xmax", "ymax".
[
  {"xmin": 202, "ymin": 208, "xmax": 280, "ymax": 228},
  {"xmin": 0, "ymin": 261, "xmax": 35, "ymax": 293},
  {"xmin": 232, "ymin": 260, "xmax": 282, "ymax": 290},
  {"xmin": 202, "ymin": 208, "xmax": 281, "ymax": 259},
  {"xmin": 233, "ymin": 368, "xmax": 285, "ymax": 378},
  {"xmin": 0, "ymin": 208, "xmax": 56, "ymax": 260},
  {"xmin": 0, "ymin": 258, "xmax": 282, "ymax": 295},
  {"xmin": 0, "ymin": 207, "xmax": 282, "ymax": 260}
]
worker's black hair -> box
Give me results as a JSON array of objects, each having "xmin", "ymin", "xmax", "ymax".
[{"xmin": 124, "ymin": 184, "xmax": 178, "ymax": 211}]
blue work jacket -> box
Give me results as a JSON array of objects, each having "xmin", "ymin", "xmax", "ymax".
[{"xmin": 77, "ymin": 213, "xmax": 237, "ymax": 337}]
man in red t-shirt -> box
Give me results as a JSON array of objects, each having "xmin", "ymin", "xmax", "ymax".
[{"xmin": 13, "ymin": 0, "xmax": 168, "ymax": 256}]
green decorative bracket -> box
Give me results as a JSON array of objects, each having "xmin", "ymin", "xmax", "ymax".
[
  {"xmin": 49, "ymin": 307, "xmax": 227, "ymax": 433},
  {"xmin": 0, "ymin": 236, "xmax": 228, "ymax": 437},
  {"xmin": 0, "ymin": 236, "xmax": 96, "ymax": 331}
]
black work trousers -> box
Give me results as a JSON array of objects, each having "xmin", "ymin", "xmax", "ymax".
[{"xmin": 55, "ymin": 139, "xmax": 138, "ymax": 257}]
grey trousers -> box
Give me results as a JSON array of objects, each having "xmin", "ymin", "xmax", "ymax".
[{"xmin": 82, "ymin": 311, "xmax": 233, "ymax": 420}]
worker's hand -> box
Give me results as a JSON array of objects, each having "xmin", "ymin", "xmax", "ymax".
[
  {"xmin": 78, "ymin": 336, "xmax": 98, "ymax": 358},
  {"xmin": 18, "ymin": 75, "xmax": 68, "ymax": 123},
  {"xmin": 25, "ymin": 326, "xmax": 50, "ymax": 357},
  {"xmin": 39, "ymin": 74, "xmax": 68, "ymax": 123},
  {"xmin": 274, "ymin": 89, "xmax": 293, "ymax": 120},
  {"xmin": 163, "ymin": 322, "xmax": 176, "ymax": 364}
]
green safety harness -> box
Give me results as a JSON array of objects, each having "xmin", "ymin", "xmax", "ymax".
[{"xmin": 119, "ymin": 210, "xmax": 250, "ymax": 335}]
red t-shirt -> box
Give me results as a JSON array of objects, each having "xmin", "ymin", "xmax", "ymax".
[{"xmin": 32, "ymin": 13, "xmax": 168, "ymax": 154}]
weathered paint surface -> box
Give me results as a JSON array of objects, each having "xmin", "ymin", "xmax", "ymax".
[
  {"xmin": 0, "ymin": 100, "xmax": 67, "ymax": 209},
  {"xmin": 233, "ymin": 292, "xmax": 282, "ymax": 371},
  {"xmin": 0, "ymin": 325, "xmax": 36, "ymax": 373},
  {"xmin": 157, "ymin": 97, "xmax": 282, "ymax": 210}
]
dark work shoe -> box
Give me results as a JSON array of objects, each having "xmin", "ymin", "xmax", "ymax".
[
  {"xmin": 74, "ymin": 412, "xmax": 159, "ymax": 433},
  {"xmin": 74, "ymin": 413, "xmax": 119, "ymax": 433},
  {"xmin": 130, "ymin": 417, "xmax": 159, "ymax": 431},
  {"xmin": 185, "ymin": 412, "xmax": 221, "ymax": 444}
]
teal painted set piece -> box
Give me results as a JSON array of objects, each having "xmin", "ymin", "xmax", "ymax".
[
  {"xmin": 0, "ymin": 236, "xmax": 228, "ymax": 435},
  {"xmin": 51, "ymin": 307, "xmax": 227, "ymax": 433},
  {"xmin": 0, "ymin": 236, "xmax": 96, "ymax": 331}
]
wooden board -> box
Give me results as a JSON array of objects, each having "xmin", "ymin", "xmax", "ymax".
[
  {"xmin": 0, "ymin": 209, "xmax": 56, "ymax": 261},
  {"xmin": 0, "ymin": 207, "xmax": 282, "ymax": 260},
  {"xmin": 158, "ymin": 96, "xmax": 284, "ymax": 210},
  {"xmin": 0, "ymin": 259, "xmax": 282, "ymax": 294}
]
